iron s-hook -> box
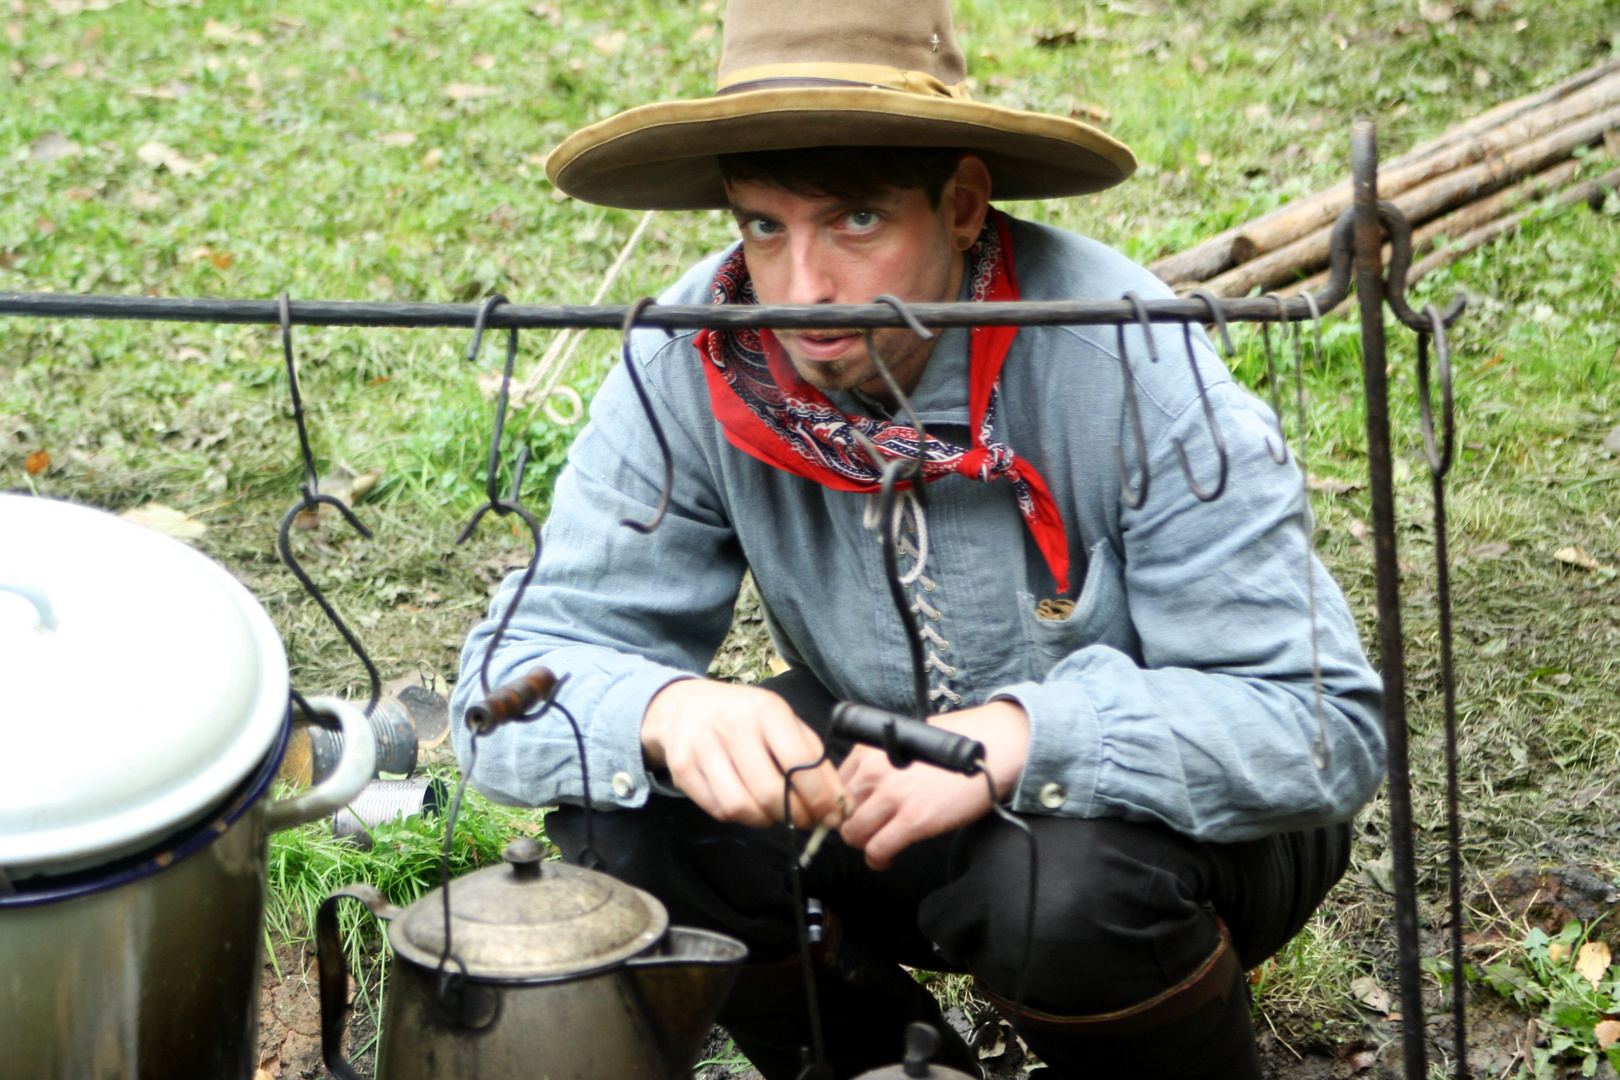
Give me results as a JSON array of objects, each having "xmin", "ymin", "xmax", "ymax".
[
  {"xmin": 617, "ymin": 297, "xmax": 676, "ymax": 534},
  {"xmin": 1292, "ymin": 292, "xmax": 1331, "ymax": 773},
  {"xmin": 273, "ymin": 292, "xmax": 381, "ymax": 717},
  {"xmin": 453, "ymin": 294, "xmax": 547, "ymax": 698},
  {"xmin": 1113, "ymin": 292, "xmax": 1155, "ymax": 509},
  {"xmin": 1172, "ymin": 293, "xmax": 1230, "ymax": 502},
  {"xmin": 1257, "ymin": 295, "xmax": 1292, "ymax": 465}
]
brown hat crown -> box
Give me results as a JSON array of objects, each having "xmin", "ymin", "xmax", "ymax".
[{"xmin": 717, "ymin": 0, "xmax": 966, "ymax": 88}]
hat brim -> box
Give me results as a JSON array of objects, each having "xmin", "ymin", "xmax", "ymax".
[{"xmin": 545, "ymin": 87, "xmax": 1137, "ymax": 210}]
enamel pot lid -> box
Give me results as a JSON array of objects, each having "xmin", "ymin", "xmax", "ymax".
[
  {"xmin": 390, "ymin": 838, "xmax": 670, "ymax": 981},
  {"xmin": 0, "ymin": 495, "xmax": 290, "ymax": 873}
]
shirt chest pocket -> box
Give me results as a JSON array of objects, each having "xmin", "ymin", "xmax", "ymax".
[{"xmin": 1019, "ymin": 538, "xmax": 1139, "ymax": 674}]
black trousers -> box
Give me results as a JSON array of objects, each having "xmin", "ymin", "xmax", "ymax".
[{"xmin": 548, "ymin": 668, "xmax": 1351, "ymax": 1066}]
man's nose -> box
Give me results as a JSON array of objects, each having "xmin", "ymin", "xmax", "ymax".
[{"xmin": 782, "ymin": 234, "xmax": 838, "ymax": 306}]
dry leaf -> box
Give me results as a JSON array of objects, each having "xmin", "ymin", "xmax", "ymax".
[
  {"xmin": 1603, "ymin": 424, "xmax": 1620, "ymax": 453},
  {"xmin": 768, "ymin": 655, "xmax": 791, "ymax": 675},
  {"xmin": 1069, "ymin": 102, "xmax": 1112, "ymax": 126},
  {"xmin": 202, "ymin": 18, "xmax": 264, "ymax": 46},
  {"xmin": 127, "ymin": 189, "xmax": 163, "ymax": 210},
  {"xmin": 1349, "ymin": 518, "xmax": 1370, "ymax": 542},
  {"xmin": 1553, "ymin": 546, "xmax": 1601, "ymax": 572},
  {"xmin": 318, "ymin": 467, "xmax": 381, "ymax": 509},
  {"xmin": 136, "ymin": 140, "xmax": 202, "ymax": 176},
  {"xmin": 24, "ymin": 449, "xmax": 50, "ymax": 474},
  {"xmin": 28, "ymin": 131, "xmax": 81, "ymax": 164},
  {"xmin": 591, "ymin": 29, "xmax": 626, "ymax": 53},
  {"xmin": 175, "ymin": 346, "xmax": 206, "ymax": 362},
  {"xmin": 121, "ymin": 503, "xmax": 207, "ymax": 540},
  {"xmin": 1189, "ymin": 54, "xmax": 1208, "ymax": 73},
  {"xmin": 1419, "ymin": 1, "xmax": 1454, "ymax": 24},
  {"xmin": 470, "ymin": 52, "xmax": 496, "ymax": 69},
  {"xmin": 1244, "ymin": 102, "xmax": 1270, "ymax": 121},
  {"xmin": 1549, "ymin": 941, "xmax": 1570, "ymax": 964},
  {"xmin": 1308, "ymin": 473, "xmax": 1362, "ymax": 495},
  {"xmin": 444, "ymin": 81, "xmax": 497, "ymax": 101},
  {"xmin": 419, "ymin": 147, "xmax": 443, "ymax": 171},
  {"xmin": 1351, "ymin": 975, "xmax": 1393, "ymax": 1014},
  {"xmin": 689, "ymin": 22, "xmax": 714, "ymax": 43},
  {"xmin": 1473, "ymin": 66, "xmax": 1492, "ymax": 88},
  {"xmin": 62, "ymin": 59, "xmax": 86, "ymax": 77},
  {"xmin": 5, "ymin": 22, "xmax": 22, "ymax": 44},
  {"xmin": 62, "ymin": 186, "xmax": 96, "ymax": 201},
  {"xmin": 1466, "ymin": 541, "xmax": 1510, "ymax": 560},
  {"xmin": 1345, "ymin": 1049, "xmax": 1376, "ymax": 1073},
  {"xmin": 128, "ymin": 83, "xmax": 183, "ymax": 100},
  {"xmin": 376, "ymin": 130, "xmax": 417, "ymax": 147},
  {"xmin": 1596, "ymin": 1019, "xmax": 1620, "ymax": 1051},
  {"xmin": 1575, "ymin": 941, "xmax": 1611, "ymax": 990}
]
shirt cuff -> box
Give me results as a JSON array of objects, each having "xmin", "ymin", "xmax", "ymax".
[
  {"xmin": 991, "ymin": 680, "xmax": 1102, "ymax": 816},
  {"xmin": 591, "ymin": 666, "xmax": 696, "ymax": 809}
]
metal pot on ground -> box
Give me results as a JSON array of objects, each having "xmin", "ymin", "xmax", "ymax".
[
  {"xmin": 318, "ymin": 836, "xmax": 747, "ymax": 1080},
  {"xmin": 0, "ymin": 494, "xmax": 377, "ymax": 1079}
]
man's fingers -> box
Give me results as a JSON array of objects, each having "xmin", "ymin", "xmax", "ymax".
[{"xmin": 760, "ymin": 716, "xmax": 845, "ymax": 825}]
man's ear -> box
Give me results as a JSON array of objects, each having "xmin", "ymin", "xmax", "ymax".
[{"xmin": 946, "ymin": 155, "xmax": 993, "ymax": 247}]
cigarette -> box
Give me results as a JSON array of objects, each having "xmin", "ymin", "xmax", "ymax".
[{"xmin": 798, "ymin": 794, "xmax": 849, "ymax": 868}]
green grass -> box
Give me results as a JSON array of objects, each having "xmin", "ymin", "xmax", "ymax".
[{"xmin": 6, "ymin": 0, "xmax": 1620, "ymax": 1065}]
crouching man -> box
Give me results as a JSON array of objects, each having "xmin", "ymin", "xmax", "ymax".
[{"xmin": 452, "ymin": 2, "xmax": 1384, "ymax": 1077}]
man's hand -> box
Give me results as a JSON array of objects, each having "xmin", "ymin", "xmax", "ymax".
[
  {"xmin": 837, "ymin": 700, "xmax": 1030, "ymax": 870},
  {"xmin": 642, "ymin": 679, "xmax": 846, "ymax": 830}
]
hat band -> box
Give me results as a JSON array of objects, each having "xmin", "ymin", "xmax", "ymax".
[{"xmin": 715, "ymin": 62, "xmax": 973, "ymax": 102}]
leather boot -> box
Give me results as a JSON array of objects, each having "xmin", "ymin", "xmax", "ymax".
[
  {"xmin": 716, "ymin": 917, "xmax": 981, "ymax": 1080},
  {"xmin": 977, "ymin": 925, "xmax": 1261, "ymax": 1080}
]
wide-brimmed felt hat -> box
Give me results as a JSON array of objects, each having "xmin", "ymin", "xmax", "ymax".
[{"xmin": 545, "ymin": 0, "xmax": 1137, "ymax": 210}]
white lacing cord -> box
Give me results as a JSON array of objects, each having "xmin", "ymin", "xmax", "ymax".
[{"xmin": 864, "ymin": 485, "xmax": 960, "ymax": 709}]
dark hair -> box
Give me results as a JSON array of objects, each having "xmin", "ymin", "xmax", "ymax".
[{"xmin": 717, "ymin": 145, "xmax": 967, "ymax": 207}]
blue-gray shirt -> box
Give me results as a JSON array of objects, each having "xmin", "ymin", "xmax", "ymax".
[{"xmin": 451, "ymin": 215, "xmax": 1385, "ymax": 843}]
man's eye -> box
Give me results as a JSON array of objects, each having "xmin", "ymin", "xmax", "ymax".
[
  {"xmin": 743, "ymin": 219, "xmax": 780, "ymax": 240},
  {"xmin": 844, "ymin": 209, "xmax": 880, "ymax": 231}
]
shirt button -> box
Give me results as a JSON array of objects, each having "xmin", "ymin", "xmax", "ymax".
[
  {"xmin": 1038, "ymin": 782, "xmax": 1066, "ymax": 810},
  {"xmin": 611, "ymin": 771, "xmax": 637, "ymax": 800}
]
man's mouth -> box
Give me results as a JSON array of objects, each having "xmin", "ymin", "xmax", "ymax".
[{"xmin": 786, "ymin": 331, "xmax": 861, "ymax": 362}]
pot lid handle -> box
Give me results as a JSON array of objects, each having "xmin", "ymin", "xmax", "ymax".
[
  {"xmin": 0, "ymin": 582, "xmax": 58, "ymax": 631},
  {"xmin": 503, "ymin": 836, "xmax": 544, "ymax": 881}
]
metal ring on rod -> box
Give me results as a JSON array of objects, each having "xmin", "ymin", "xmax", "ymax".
[
  {"xmin": 1171, "ymin": 293, "xmax": 1231, "ymax": 502},
  {"xmin": 1113, "ymin": 292, "xmax": 1156, "ymax": 509},
  {"xmin": 616, "ymin": 297, "xmax": 676, "ymax": 534}
]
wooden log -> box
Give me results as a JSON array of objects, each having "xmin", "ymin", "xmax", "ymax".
[
  {"xmin": 1197, "ymin": 103, "xmax": 1620, "ymax": 298},
  {"xmin": 1148, "ymin": 65, "xmax": 1620, "ymax": 285},
  {"xmin": 1274, "ymin": 156, "xmax": 1590, "ymax": 299},
  {"xmin": 1404, "ymin": 165, "xmax": 1620, "ymax": 282}
]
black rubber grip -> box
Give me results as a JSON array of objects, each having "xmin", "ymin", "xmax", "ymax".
[{"xmin": 829, "ymin": 703, "xmax": 984, "ymax": 775}]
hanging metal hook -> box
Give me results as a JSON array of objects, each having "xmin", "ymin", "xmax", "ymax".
[
  {"xmin": 1416, "ymin": 303, "xmax": 1454, "ymax": 480},
  {"xmin": 273, "ymin": 292, "xmax": 380, "ymax": 717},
  {"xmin": 1113, "ymin": 292, "xmax": 1155, "ymax": 510},
  {"xmin": 1294, "ymin": 290, "xmax": 1331, "ymax": 773},
  {"xmin": 863, "ymin": 294, "xmax": 934, "ymax": 487},
  {"xmin": 1258, "ymin": 295, "xmax": 1292, "ymax": 465},
  {"xmin": 617, "ymin": 297, "xmax": 676, "ymax": 534},
  {"xmin": 454, "ymin": 294, "xmax": 547, "ymax": 698},
  {"xmin": 1186, "ymin": 287, "xmax": 1234, "ymax": 360},
  {"xmin": 1171, "ymin": 295, "xmax": 1230, "ymax": 502}
]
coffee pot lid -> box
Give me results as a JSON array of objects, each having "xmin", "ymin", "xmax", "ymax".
[{"xmin": 392, "ymin": 838, "xmax": 669, "ymax": 981}]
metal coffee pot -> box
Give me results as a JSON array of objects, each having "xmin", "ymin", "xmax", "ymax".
[{"xmin": 317, "ymin": 835, "xmax": 747, "ymax": 1080}]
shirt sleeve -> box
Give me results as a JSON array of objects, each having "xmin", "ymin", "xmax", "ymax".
[
  {"xmin": 448, "ymin": 331, "xmax": 745, "ymax": 810},
  {"xmin": 992, "ymin": 380, "xmax": 1386, "ymax": 842}
]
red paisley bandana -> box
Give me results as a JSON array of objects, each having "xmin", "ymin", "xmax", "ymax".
[{"xmin": 693, "ymin": 211, "xmax": 1070, "ymax": 594}]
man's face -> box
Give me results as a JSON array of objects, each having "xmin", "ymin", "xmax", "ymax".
[{"xmin": 727, "ymin": 163, "xmax": 984, "ymax": 398}]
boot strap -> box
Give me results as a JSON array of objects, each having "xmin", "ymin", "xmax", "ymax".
[{"xmin": 976, "ymin": 920, "xmax": 1240, "ymax": 1037}]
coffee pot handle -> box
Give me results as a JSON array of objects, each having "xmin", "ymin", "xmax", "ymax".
[
  {"xmin": 264, "ymin": 696, "xmax": 377, "ymax": 832},
  {"xmin": 317, "ymin": 883, "xmax": 401, "ymax": 1080}
]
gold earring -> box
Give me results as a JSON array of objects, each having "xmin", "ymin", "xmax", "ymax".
[{"xmin": 955, "ymin": 235, "xmax": 973, "ymax": 250}]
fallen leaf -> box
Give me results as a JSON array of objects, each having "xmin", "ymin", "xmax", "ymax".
[
  {"xmin": 419, "ymin": 147, "xmax": 443, "ymax": 171},
  {"xmin": 1551, "ymin": 672, "xmax": 1572, "ymax": 686},
  {"xmin": 1346, "ymin": 1048, "xmax": 1376, "ymax": 1073},
  {"xmin": 1195, "ymin": 150, "xmax": 1214, "ymax": 167},
  {"xmin": 128, "ymin": 83, "xmax": 183, "ymax": 100},
  {"xmin": 1466, "ymin": 541, "xmax": 1510, "ymax": 560},
  {"xmin": 28, "ymin": 131, "xmax": 82, "ymax": 164},
  {"xmin": 591, "ymin": 29, "xmax": 626, "ymax": 53},
  {"xmin": 175, "ymin": 346, "xmax": 206, "ymax": 362},
  {"xmin": 317, "ymin": 467, "xmax": 382, "ymax": 510},
  {"xmin": 1596, "ymin": 1019, "xmax": 1620, "ymax": 1051},
  {"xmin": 1244, "ymin": 102, "xmax": 1271, "ymax": 121},
  {"xmin": 1553, "ymin": 546, "xmax": 1601, "ymax": 572},
  {"xmin": 689, "ymin": 22, "xmax": 714, "ymax": 43},
  {"xmin": 1603, "ymin": 425, "xmax": 1620, "ymax": 453},
  {"xmin": 120, "ymin": 503, "xmax": 207, "ymax": 540},
  {"xmin": 24, "ymin": 449, "xmax": 50, "ymax": 474},
  {"xmin": 1351, "ymin": 975, "xmax": 1393, "ymax": 1014},
  {"xmin": 1189, "ymin": 54, "xmax": 1208, "ymax": 73},
  {"xmin": 376, "ymin": 130, "xmax": 417, "ymax": 147},
  {"xmin": 1349, "ymin": 518, "xmax": 1370, "ymax": 542},
  {"xmin": 202, "ymin": 17, "xmax": 264, "ymax": 46},
  {"xmin": 5, "ymin": 22, "xmax": 21, "ymax": 44},
  {"xmin": 62, "ymin": 186, "xmax": 96, "ymax": 201},
  {"xmin": 1308, "ymin": 473, "xmax": 1362, "ymax": 495},
  {"xmin": 768, "ymin": 655, "xmax": 791, "ymax": 675},
  {"xmin": 62, "ymin": 59, "xmax": 86, "ymax": 77},
  {"xmin": 1575, "ymin": 941, "xmax": 1611, "ymax": 990},
  {"xmin": 1069, "ymin": 102, "xmax": 1112, "ymax": 126},
  {"xmin": 1419, "ymin": 1, "xmax": 1454, "ymax": 24},
  {"xmin": 127, "ymin": 189, "xmax": 163, "ymax": 210},
  {"xmin": 136, "ymin": 140, "xmax": 202, "ymax": 176},
  {"xmin": 444, "ymin": 81, "xmax": 497, "ymax": 101},
  {"xmin": 1549, "ymin": 941, "xmax": 1569, "ymax": 963},
  {"xmin": 470, "ymin": 52, "xmax": 495, "ymax": 70},
  {"xmin": 1473, "ymin": 66, "xmax": 1492, "ymax": 88}
]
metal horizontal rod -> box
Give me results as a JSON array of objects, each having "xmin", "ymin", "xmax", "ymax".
[{"xmin": 0, "ymin": 290, "xmax": 1348, "ymax": 331}]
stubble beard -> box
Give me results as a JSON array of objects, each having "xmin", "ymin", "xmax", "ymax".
[{"xmin": 783, "ymin": 328, "xmax": 936, "ymax": 397}]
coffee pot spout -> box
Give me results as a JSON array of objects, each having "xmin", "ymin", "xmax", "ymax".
[{"xmin": 626, "ymin": 927, "xmax": 748, "ymax": 1079}]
